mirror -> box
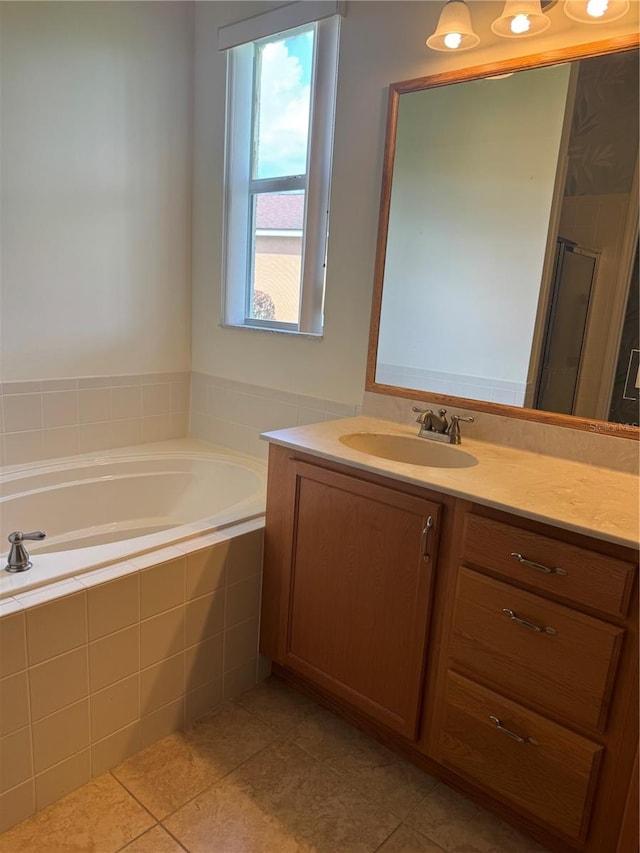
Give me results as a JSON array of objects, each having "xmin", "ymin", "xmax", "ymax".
[{"xmin": 367, "ymin": 36, "xmax": 640, "ymax": 438}]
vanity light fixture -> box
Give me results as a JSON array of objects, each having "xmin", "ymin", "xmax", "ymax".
[
  {"xmin": 563, "ymin": 0, "xmax": 630, "ymax": 23},
  {"xmin": 426, "ymin": 0, "xmax": 480, "ymax": 52},
  {"xmin": 491, "ymin": 0, "xmax": 551, "ymax": 37}
]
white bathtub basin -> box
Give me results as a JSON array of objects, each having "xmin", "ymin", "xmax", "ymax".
[{"xmin": 0, "ymin": 439, "xmax": 266, "ymax": 597}]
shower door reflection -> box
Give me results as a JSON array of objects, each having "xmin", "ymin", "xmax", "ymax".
[{"xmin": 535, "ymin": 239, "xmax": 598, "ymax": 415}]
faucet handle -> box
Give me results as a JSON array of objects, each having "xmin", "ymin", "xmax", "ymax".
[
  {"xmin": 448, "ymin": 414, "xmax": 474, "ymax": 444},
  {"xmin": 8, "ymin": 531, "xmax": 46, "ymax": 544}
]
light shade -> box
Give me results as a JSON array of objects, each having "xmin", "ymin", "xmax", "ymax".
[
  {"xmin": 563, "ymin": 0, "xmax": 630, "ymax": 23},
  {"xmin": 491, "ymin": 0, "xmax": 551, "ymax": 37},
  {"xmin": 426, "ymin": 1, "xmax": 480, "ymax": 52}
]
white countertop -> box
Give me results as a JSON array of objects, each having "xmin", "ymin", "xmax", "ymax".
[{"xmin": 262, "ymin": 416, "xmax": 640, "ymax": 549}]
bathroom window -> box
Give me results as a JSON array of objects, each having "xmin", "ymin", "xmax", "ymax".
[{"xmin": 222, "ymin": 16, "xmax": 340, "ymax": 335}]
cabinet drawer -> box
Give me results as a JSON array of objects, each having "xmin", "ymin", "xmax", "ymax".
[
  {"xmin": 461, "ymin": 514, "xmax": 636, "ymax": 618},
  {"xmin": 438, "ymin": 671, "xmax": 603, "ymax": 841},
  {"xmin": 450, "ymin": 568, "xmax": 624, "ymax": 731}
]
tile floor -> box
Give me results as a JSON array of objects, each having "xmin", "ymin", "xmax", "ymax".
[{"xmin": 0, "ymin": 677, "xmax": 547, "ymax": 852}]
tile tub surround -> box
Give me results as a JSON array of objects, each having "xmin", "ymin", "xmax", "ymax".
[
  {"xmin": 190, "ymin": 371, "xmax": 360, "ymax": 459},
  {"xmin": 0, "ymin": 524, "xmax": 267, "ymax": 833},
  {"xmin": 0, "ymin": 678, "xmax": 545, "ymax": 853},
  {"xmin": 0, "ymin": 373, "xmax": 190, "ymax": 467}
]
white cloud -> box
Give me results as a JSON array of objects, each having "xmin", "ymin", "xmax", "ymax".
[{"xmin": 256, "ymin": 37, "xmax": 312, "ymax": 178}]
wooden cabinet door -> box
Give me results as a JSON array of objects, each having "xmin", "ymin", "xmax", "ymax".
[{"xmin": 280, "ymin": 460, "xmax": 440, "ymax": 739}]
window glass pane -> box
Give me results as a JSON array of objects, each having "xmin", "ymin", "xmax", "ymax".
[
  {"xmin": 248, "ymin": 191, "xmax": 304, "ymax": 323},
  {"xmin": 253, "ymin": 28, "xmax": 314, "ymax": 180}
]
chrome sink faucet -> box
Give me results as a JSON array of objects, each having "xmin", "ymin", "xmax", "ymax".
[{"xmin": 412, "ymin": 407, "xmax": 474, "ymax": 445}]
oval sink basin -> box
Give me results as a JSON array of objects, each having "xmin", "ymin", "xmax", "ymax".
[{"xmin": 339, "ymin": 433, "xmax": 478, "ymax": 469}]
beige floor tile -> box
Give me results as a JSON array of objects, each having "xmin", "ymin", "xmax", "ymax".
[
  {"xmin": 378, "ymin": 823, "xmax": 446, "ymax": 852},
  {"xmin": 292, "ymin": 705, "xmax": 438, "ymax": 819},
  {"xmin": 121, "ymin": 824, "xmax": 184, "ymax": 852},
  {"xmin": 236, "ymin": 676, "xmax": 320, "ymax": 734},
  {"xmin": 406, "ymin": 784, "xmax": 546, "ymax": 853},
  {"xmin": 0, "ymin": 773, "xmax": 153, "ymax": 853},
  {"xmin": 170, "ymin": 738, "xmax": 400, "ymax": 853},
  {"xmin": 164, "ymin": 782, "xmax": 314, "ymax": 853},
  {"xmin": 113, "ymin": 702, "xmax": 277, "ymax": 819}
]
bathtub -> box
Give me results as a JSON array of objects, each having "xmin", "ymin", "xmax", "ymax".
[
  {"xmin": 0, "ymin": 438, "xmax": 269, "ymax": 827},
  {"xmin": 0, "ymin": 438, "xmax": 266, "ymax": 598}
]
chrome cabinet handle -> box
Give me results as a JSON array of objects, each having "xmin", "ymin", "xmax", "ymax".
[
  {"xmin": 510, "ymin": 552, "xmax": 567, "ymax": 576},
  {"xmin": 501, "ymin": 608, "xmax": 556, "ymax": 635},
  {"xmin": 489, "ymin": 716, "xmax": 535, "ymax": 745},
  {"xmin": 421, "ymin": 516, "xmax": 434, "ymax": 563}
]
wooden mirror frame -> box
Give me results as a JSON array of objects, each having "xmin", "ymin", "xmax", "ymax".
[{"xmin": 366, "ymin": 33, "xmax": 640, "ymax": 440}]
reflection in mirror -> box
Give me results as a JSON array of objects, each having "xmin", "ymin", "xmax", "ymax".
[{"xmin": 373, "ymin": 46, "xmax": 639, "ymax": 430}]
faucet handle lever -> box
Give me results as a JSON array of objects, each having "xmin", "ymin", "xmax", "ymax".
[{"xmin": 8, "ymin": 531, "xmax": 46, "ymax": 544}]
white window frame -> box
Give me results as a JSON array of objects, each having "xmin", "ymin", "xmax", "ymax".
[{"xmin": 222, "ymin": 15, "xmax": 340, "ymax": 336}]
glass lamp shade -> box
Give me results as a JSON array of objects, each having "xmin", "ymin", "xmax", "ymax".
[
  {"xmin": 491, "ymin": 0, "xmax": 551, "ymax": 37},
  {"xmin": 426, "ymin": 1, "xmax": 480, "ymax": 51},
  {"xmin": 564, "ymin": 0, "xmax": 630, "ymax": 23}
]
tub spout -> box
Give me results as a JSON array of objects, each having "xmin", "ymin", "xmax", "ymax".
[{"xmin": 5, "ymin": 531, "xmax": 46, "ymax": 573}]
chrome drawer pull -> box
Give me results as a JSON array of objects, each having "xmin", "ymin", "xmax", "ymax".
[
  {"xmin": 501, "ymin": 608, "xmax": 557, "ymax": 635},
  {"xmin": 489, "ymin": 715, "xmax": 534, "ymax": 745},
  {"xmin": 421, "ymin": 516, "xmax": 434, "ymax": 563},
  {"xmin": 510, "ymin": 552, "xmax": 567, "ymax": 576}
]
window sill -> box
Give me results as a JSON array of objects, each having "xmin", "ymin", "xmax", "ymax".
[{"xmin": 219, "ymin": 322, "xmax": 324, "ymax": 340}]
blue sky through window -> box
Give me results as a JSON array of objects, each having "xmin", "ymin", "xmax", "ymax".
[{"xmin": 254, "ymin": 27, "xmax": 314, "ymax": 180}]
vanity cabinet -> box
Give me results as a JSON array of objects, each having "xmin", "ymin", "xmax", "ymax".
[
  {"xmin": 260, "ymin": 447, "xmax": 446, "ymax": 738},
  {"xmin": 429, "ymin": 507, "xmax": 638, "ymax": 852},
  {"xmin": 260, "ymin": 443, "xmax": 638, "ymax": 853}
]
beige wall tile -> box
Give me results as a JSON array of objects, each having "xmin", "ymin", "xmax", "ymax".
[
  {"xmin": 89, "ymin": 625, "xmax": 139, "ymax": 693},
  {"xmin": 0, "ymin": 779, "xmax": 35, "ymax": 834},
  {"xmin": 79, "ymin": 388, "xmax": 111, "ymax": 424},
  {"xmin": 0, "ymin": 727, "xmax": 33, "ymax": 793},
  {"xmin": 29, "ymin": 646, "xmax": 88, "ymax": 721},
  {"xmin": 0, "ymin": 613, "xmax": 27, "ymax": 678},
  {"xmin": 32, "ymin": 699, "xmax": 90, "ymax": 774},
  {"xmin": 142, "ymin": 414, "xmax": 173, "ymax": 443},
  {"xmin": 42, "ymin": 390, "xmax": 78, "ymax": 428},
  {"xmin": 91, "ymin": 675, "xmax": 139, "ymax": 743},
  {"xmin": 26, "ymin": 592, "xmax": 87, "ymax": 665},
  {"xmin": 223, "ymin": 659, "xmax": 257, "ymax": 701},
  {"xmin": 88, "ymin": 575, "xmax": 139, "ymax": 641},
  {"xmin": 43, "ymin": 426, "xmax": 80, "ymax": 459},
  {"xmin": 225, "ymin": 574, "xmax": 261, "ymax": 629},
  {"xmin": 140, "ymin": 607, "xmax": 185, "ymax": 669},
  {"xmin": 186, "ymin": 546, "xmax": 227, "ymax": 600},
  {"xmin": 91, "ymin": 722, "xmax": 140, "ymax": 778},
  {"xmin": 112, "ymin": 386, "xmax": 142, "ymax": 420},
  {"xmin": 3, "ymin": 393, "xmax": 43, "ymax": 432},
  {"xmin": 226, "ymin": 530, "xmax": 263, "ymax": 585},
  {"xmin": 140, "ymin": 654, "xmax": 184, "ymax": 716},
  {"xmin": 142, "ymin": 384, "xmax": 171, "ymax": 416},
  {"xmin": 185, "ymin": 678, "xmax": 223, "ymax": 728},
  {"xmin": 3, "ymin": 431, "xmax": 44, "ymax": 466},
  {"xmin": 185, "ymin": 591, "xmax": 224, "ymax": 648},
  {"xmin": 224, "ymin": 618, "xmax": 259, "ymax": 674},
  {"xmin": 35, "ymin": 749, "xmax": 90, "ymax": 811},
  {"xmin": 140, "ymin": 558, "xmax": 185, "ymax": 619},
  {"xmin": 185, "ymin": 634, "xmax": 223, "ymax": 694},
  {"xmin": 0, "ymin": 671, "xmax": 30, "ymax": 736},
  {"xmin": 140, "ymin": 699, "xmax": 184, "ymax": 750}
]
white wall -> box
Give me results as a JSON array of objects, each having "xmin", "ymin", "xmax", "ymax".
[
  {"xmin": 378, "ymin": 65, "xmax": 570, "ymax": 384},
  {"xmin": 191, "ymin": 0, "xmax": 639, "ymax": 407},
  {"xmin": 0, "ymin": 1, "xmax": 193, "ymax": 382}
]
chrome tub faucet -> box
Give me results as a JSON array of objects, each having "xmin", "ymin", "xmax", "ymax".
[{"xmin": 5, "ymin": 531, "xmax": 46, "ymax": 573}]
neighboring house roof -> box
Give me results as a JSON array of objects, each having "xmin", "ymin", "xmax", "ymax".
[{"xmin": 255, "ymin": 193, "xmax": 304, "ymax": 230}]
